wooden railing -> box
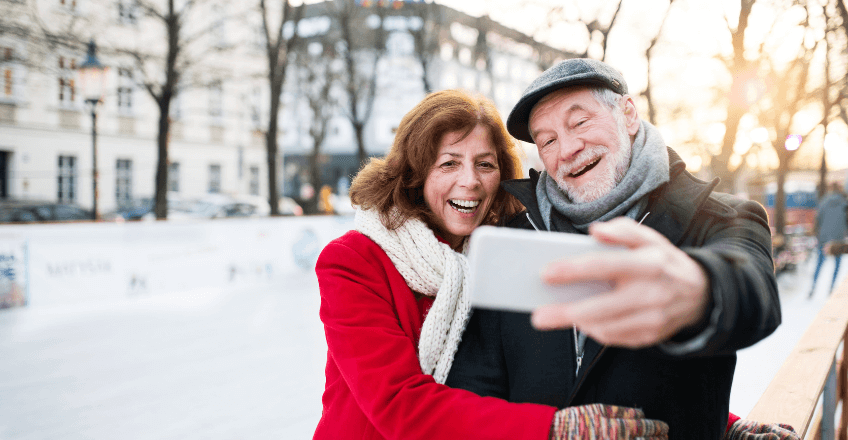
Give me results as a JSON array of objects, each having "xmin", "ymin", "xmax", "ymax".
[{"xmin": 747, "ymin": 284, "xmax": 848, "ymax": 439}]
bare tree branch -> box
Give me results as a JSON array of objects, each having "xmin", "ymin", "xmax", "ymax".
[{"xmin": 642, "ymin": 0, "xmax": 677, "ymax": 124}]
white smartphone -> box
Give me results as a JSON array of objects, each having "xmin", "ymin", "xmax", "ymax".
[{"xmin": 467, "ymin": 225, "xmax": 617, "ymax": 312}]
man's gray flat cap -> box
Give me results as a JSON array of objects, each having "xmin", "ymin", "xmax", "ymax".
[{"xmin": 506, "ymin": 58, "xmax": 628, "ymax": 144}]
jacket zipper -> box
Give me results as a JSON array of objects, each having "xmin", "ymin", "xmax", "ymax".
[
  {"xmin": 525, "ymin": 212, "xmax": 542, "ymax": 231},
  {"xmin": 566, "ymin": 346, "xmax": 608, "ymax": 406},
  {"xmin": 566, "ymin": 213, "xmax": 649, "ymax": 402}
]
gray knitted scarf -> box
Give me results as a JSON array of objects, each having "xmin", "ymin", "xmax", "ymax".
[{"xmin": 536, "ymin": 120, "xmax": 670, "ymax": 232}]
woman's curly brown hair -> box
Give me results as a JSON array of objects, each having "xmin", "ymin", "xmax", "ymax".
[{"xmin": 350, "ymin": 89, "xmax": 524, "ymax": 232}]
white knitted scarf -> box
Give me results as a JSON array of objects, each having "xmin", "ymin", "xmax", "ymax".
[{"xmin": 354, "ymin": 207, "xmax": 471, "ymax": 384}]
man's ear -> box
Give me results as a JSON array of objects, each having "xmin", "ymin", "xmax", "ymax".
[{"xmin": 621, "ymin": 95, "xmax": 640, "ymax": 136}]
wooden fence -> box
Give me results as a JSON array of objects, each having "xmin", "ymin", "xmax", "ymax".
[{"xmin": 747, "ymin": 285, "xmax": 848, "ymax": 439}]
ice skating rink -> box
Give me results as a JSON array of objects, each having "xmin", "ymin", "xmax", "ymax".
[{"xmin": 0, "ymin": 224, "xmax": 840, "ymax": 439}]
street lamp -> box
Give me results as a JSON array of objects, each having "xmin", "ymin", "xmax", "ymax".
[{"xmin": 78, "ymin": 40, "xmax": 107, "ymax": 220}]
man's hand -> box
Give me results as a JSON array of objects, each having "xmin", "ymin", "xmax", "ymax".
[{"xmin": 531, "ymin": 217, "xmax": 711, "ymax": 348}]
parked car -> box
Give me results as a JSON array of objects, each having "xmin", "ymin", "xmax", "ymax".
[
  {"xmin": 163, "ymin": 194, "xmax": 261, "ymax": 220},
  {"xmin": 102, "ymin": 192, "xmax": 191, "ymax": 221},
  {"xmin": 103, "ymin": 198, "xmax": 154, "ymax": 221},
  {"xmin": 279, "ymin": 196, "xmax": 303, "ymax": 216},
  {"xmin": 329, "ymin": 194, "xmax": 356, "ymax": 215},
  {"xmin": 106, "ymin": 193, "xmax": 303, "ymax": 220},
  {"xmin": 0, "ymin": 200, "xmax": 93, "ymax": 223}
]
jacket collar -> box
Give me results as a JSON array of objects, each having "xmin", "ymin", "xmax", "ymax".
[
  {"xmin": 639, "ymin": 148, "xmax": 720, "ymax": 245},
  {"xmin": 501, "ymin": 168, "xmax": 549, "ymax": 231},
  {"xmin": 500, "ymin": 147, "xmax": 720, "ymax": 243}
]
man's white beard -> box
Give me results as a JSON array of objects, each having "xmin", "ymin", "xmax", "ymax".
[{"xmin": 554, "ymin": 112, "xmax": 633, "ymax": 204}]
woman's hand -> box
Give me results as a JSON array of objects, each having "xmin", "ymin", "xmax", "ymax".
[{"xmin": 549, "ymin": 403, "xmax": 669, "ymax": 439}]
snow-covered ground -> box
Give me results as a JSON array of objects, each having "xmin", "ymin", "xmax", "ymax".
[
  {"xmin": 0, "ymin": 225, "xmax": 840, "ymax": 439},
  {"xmin": 730, "ymin": 253, "xmax": 839, "ymax": 417}
]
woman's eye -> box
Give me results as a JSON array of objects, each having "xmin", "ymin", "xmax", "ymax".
[
  {"xmin": 478, "ymin": 161, "xmax": 496, "ymax": 169},
  {"xmin": 441, "ymin": 160, "xmax": 458, "ymax": 168}
]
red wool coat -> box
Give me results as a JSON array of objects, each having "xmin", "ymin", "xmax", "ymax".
[{"xmin": 313, "ymin": 230, "xmax": 556, "ymax": 440}]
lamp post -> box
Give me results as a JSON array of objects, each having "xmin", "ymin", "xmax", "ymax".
[{"xmin": 78, "ymin": 40, "xmax": 107, "ymax": 220}]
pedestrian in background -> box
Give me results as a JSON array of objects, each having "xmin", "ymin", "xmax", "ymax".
[{"xmin": 809, "ymin": 181, "xmax": 848, "ymax": 298}]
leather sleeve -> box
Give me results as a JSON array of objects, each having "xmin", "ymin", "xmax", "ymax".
[{"xmin": 675, "ymin": 197, "xmax": 781, "ymax": 356}]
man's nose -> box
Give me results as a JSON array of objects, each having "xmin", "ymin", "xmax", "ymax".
[{"xmin": 558, "ymin": 136, "xmax": 584, "ymax": 162}]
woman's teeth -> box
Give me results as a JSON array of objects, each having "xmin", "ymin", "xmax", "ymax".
[{"xmin": 449, "ymin": 199, "xmax": 480, "ymax": 213}]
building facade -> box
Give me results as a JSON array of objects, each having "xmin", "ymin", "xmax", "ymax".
[{"xmin": 0, "ymin": 0, "xmax": 572, "ymax": 215}]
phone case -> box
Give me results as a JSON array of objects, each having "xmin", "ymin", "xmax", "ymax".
[{"xmin": 467, "ymin": 225, "xmax": 615, "ymax": 312}]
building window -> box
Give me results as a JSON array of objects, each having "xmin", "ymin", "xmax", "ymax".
[
  {"xmin": 209, "ymin": 80, "xmax": 222, "ymax": 119},
  {"xmin": 440, "ymin": 43, "xmax": 453, "ymax": 61},
  {"xmin": 458, "ymin": 47, "xmax": 472, "ymax": 66},
  {"xmin": 250, "ymin": 86, "xmax": 262, "ymax": 129},
  {"xmin": 208, "ymin": 164, "xmax": 221, "ymax": 193},
  {"xmin": 58, "ymin": 56, "xmax": 76, "ymax": 106},
  {"xmin": 3, "ymin": 69, "xmax": 11, "ymax": 97},
  {"xmin": 117, "ymin": 67, "xmax": 133, "ymax": 112},
  {"xmin": 168, "ymin": 162, "xmax": 180, "ymax": 192},
  {"xmin": 253, "ymin": 25, "xmax": 266, "ymax": 51},
  {"xmin": 386, "ymin": 32, "xmax": 413, "ymax": 56},
  {"xmin": 494, "ymin": 56, "xmax": 508, "ymax": 78},
  {"xmin": 116, "ymin": 159, "xmax": 132, "ymax": 207},
  {"xmin": 212, "ymin": 4, "xmax": 226, "ymax": 48},
  {"xmin": 117, "ymin": 0, "xmax": 137, "ymax": 24},
  {"xmin": 57, "ymin": 155, "xmax": 77, "ymax": 203},
  {"xmin": 249, "ymin": 166, "xmax": 260, "ymax": 196},
  {"xmin": 170, "ymin": 92, "xmax": 182, "ymax": 120}
]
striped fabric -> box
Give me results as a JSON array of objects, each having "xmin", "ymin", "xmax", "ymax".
[
  {"xmin": 725, "ymin": 419, "xmax": 799, "ymax": 440},
  {"xmin": 549, "ymin": 404, "xmax": 669, "ymax": 440}
]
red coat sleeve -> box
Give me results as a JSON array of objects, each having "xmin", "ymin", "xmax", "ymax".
[{"xmin": 317, "ymin": 232, "xmax": 556, "ymax": 440}]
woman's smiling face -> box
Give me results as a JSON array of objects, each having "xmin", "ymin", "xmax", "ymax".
[{"xmin": 424, "ymin": 125, "xmax": 501, "ymax": 250}]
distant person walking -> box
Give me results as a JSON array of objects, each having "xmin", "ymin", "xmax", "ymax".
[{"xmin": 809, "ymin": 182, "xmax": 848, "ymax": 298}]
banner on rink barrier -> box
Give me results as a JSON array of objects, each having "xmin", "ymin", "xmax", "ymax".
[
  {"xmin": 0, "ymin": 215, "xmax": 354, "ymax": 310},
  {"xmin": 0, "ymin": 238, "xmax": 28, "ymax": 309}
]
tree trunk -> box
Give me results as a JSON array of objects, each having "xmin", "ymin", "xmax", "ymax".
[
  {"xmin": 154, "ymin": 104, "xmax": 170, "ymax": 219},
  {"xmin": 775, "ymin": 159, "xmax": 788, "ymax": 236},
  {"xmin": 711, "ymin": 106, "xmax": 745, "ymax": 193},
  {"xmin": 266, "ymin": 82, "xmax": 282, "ymax": 216},
  {"xmin": 355, "ymin": 123, "xmax": 367, "ymax": 167},
  {"xmin": 306, "ymin": 147, "xmax": 321, "ymax": 215},
  {"xmin": 819, "ymin": 152, "xmax": 827, "ymax": 199},
  {"xmin": 154, "ymin": 0, "xmax": 178, "ymax": 220},
  {"xmin": 421, "ymin": 59, "xmax": 431, "ymax": 95}
]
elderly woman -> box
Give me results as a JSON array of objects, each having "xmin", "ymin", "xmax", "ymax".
[{"xmin": 312, "ymin": 90, "xmax": 668, "ymax": 440}]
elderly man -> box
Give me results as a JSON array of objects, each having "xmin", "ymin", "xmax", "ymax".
[{"xmin": 445, "ymin": 59, "xmax": 783, "ymax": 440}]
